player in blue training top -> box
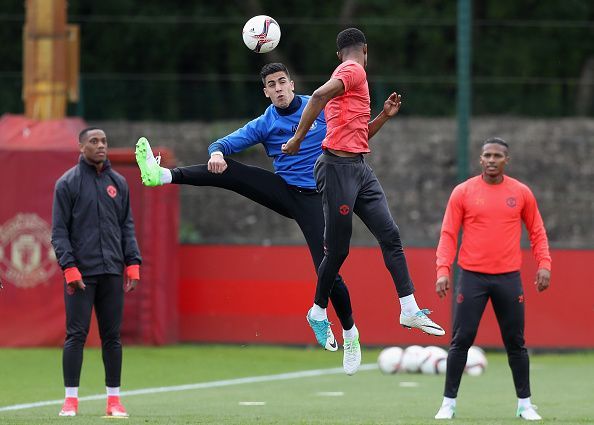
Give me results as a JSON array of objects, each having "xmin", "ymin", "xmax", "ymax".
[{"xmin": 135, "ymin": 63, "xmax": 360, "ymax": 374}]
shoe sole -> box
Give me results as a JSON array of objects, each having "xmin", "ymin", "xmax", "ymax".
[
  {"xmin": 105, "ymin": 413, "xmax": 129, "ymax": 418},
  {"xmin": 135, "ymin": 137, "xmax": 159, "ymax": 186},
  {"xmin": 435, "ymin": 413, "xmax": 455, "ymax": 419},
  {"xmin": 401, "ymin": 324, "xmax": 446, "ymax": 336}
]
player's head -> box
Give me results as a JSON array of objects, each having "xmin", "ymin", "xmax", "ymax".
[
  {"xmin": 261, "ymin": 63, "xmax": 290, "ymax": 85},
  {"xmin": 79, "ymin": 127, "xmax": 107, "ymax": 165},
  {"xmin": 480, "ymin": 137, "xmax": 509, "ymax": 179},
  {"xmin": 336, "ymin": 28, "xmax": 367, "ymax": 67},
  {"xmin": 261, "ymin": 63, "xmax": 295, "ymax": 109}
]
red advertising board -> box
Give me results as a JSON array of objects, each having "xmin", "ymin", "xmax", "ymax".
[{"xmin": 179, "ymin": 245, "xmax": 594, "ymax": 349}]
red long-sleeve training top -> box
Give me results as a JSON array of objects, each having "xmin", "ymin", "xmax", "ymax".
[{"xmin": 436, "ymin": 175, "xmax": 551, "ymax": 278}]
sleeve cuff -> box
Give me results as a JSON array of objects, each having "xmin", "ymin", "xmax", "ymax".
[
  {"xmin": 126, "ymin": 264, "xmax": 140, "ymax": 280},
  {"xmin": 64, "ymin": 267, "xmax": 82, "ymax": 284},
  {"xmin": 436, "ymin": 266, "xmax": 451, "ymax": 279},
  {"xmin": 538, "ymin": 259, "xmax": 552, "ymax": 271}
]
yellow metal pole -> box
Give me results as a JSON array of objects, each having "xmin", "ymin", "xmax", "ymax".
[{"xmin": 23, "ymin": 0, "xmax": 78, "ymax": 120}]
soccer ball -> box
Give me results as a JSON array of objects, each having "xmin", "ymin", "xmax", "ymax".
[
  {"xmin": 401, "ymin": 345, "xmax": 429, "ymax": 373},
  {"xmin": 465, "ymin": 346, "xmax": 488, "ymax": 376},
  {"xmin": 377, "ymin": 347, "xmax": 404, "ymax": 374},
  {"xmin": 242, "ymin": 15, "xmax": 281, "ymax": 53},
  {"xmin": 420, "ymin": 346, "xmax": 448, "ymax": 375}
]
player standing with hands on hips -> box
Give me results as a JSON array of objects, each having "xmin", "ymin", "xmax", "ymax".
[
  {"xmin": 282, "ymin": 28, "xmax": 445, "ymax": 375},
  {"xmin": 52, "ymin": 128, "xmax": 142, "ymax": 418},
  {"xmin": 434, "ymin": 138, "xmax": 551, "ymax": 421}
]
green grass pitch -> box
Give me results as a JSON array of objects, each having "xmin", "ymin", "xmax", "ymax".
[{"xmin": 0, "ymin": 345, "xmax": 593, "ymax": 424}]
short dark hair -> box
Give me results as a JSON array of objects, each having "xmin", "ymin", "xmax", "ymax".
[
  {"xmin": 483, "ymin": 137, "xmax": 509, "ymax": 149},
  {"xmin": 336, "ymin": 28, "xmax": 366, "ymax": 51},
  {"xmin": 78, "ymin": 127, "xmax": 102, "ymax": 143},
  {"xmin": 260, "ymin": 63, "xmax": 290, "ymax": 85}
]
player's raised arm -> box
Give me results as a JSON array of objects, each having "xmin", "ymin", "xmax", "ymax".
[
  {"xmin": 282, "ymin": 78, "xmax": 344, "ymax": 155},
  {"xmin": 369, "ymin": 92, "xmax": 402, "ymax": 140}
]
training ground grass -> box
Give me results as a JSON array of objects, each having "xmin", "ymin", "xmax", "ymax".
[{"xmin": 0, "ymin": 345, "xmax": 593, "ymax": 424}]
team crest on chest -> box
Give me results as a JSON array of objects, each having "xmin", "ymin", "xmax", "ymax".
[
  {"xmin": 506, "ymin": 197, "xmax": 516, "ymax": 208},
  {"xmin": 291, "ymin": 122, "xmax": 317, "ymax": 133},
  {"xmin": 107, "ymin": 185, "xmax": 117, "ymax": 198}
]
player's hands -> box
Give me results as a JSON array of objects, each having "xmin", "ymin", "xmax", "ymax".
[
  {"xmin": 535, "ymin": 268, "xmax": 550, "ymax": 292},
  {"xmin": 68, "ymin": 279, "xmax": 86, "ymax": 291},
  {"xmin": 124, "ymin": 278, "xmax": 138, "ymax": 293},
  {"xmin": 207, "ymin": 154, "xmax": 228, "ymax": 174},
  {"xmin": 383, "ymin": 92, "xmax": 402, "ymax": 117},
  {"xmin": 435, "ymin": 276, "xmax": 450, "ymax": 298},
  {"xmin": 281, "ymin": 137, "xmax": 301, "ymax": 155}
]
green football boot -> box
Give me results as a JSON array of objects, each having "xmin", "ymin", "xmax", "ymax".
[{"xmin": 135, "ymin": 137, "xmax": 162, "ymax": 186}]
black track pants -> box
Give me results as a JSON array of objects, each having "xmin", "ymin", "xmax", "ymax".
[
  {"xmin": 63, "ymin": 274, "xmax": 124, "ymax": 388},
  {"xmin": 313, "ymin": 152, "xmax": 415, "ymax": 310},
  {"xmin": 444, "ymin": 269, "xmax": 530, "ymax": 398}
]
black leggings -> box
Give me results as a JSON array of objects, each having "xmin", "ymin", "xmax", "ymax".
[
  {"xmin": 63, "ymin": 274, "xmax": 124, "ymax": 388},
  {"xmin": 313, "ymin": 152, "xmax": 415, "ymax": 309},
  {"xmin": 444, "ymin": 269, "xmax": 530, "ymax": 398},
  {"xmin": 171, "ymin": 158, "xmax": 354, "ymax": 330}
]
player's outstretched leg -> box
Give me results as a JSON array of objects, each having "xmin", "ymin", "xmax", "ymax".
[
  {"xmin": 135, "ymin": 137, "xmax": 164, "ymax": 186},
  {"xmin": 306, "ymin": 308, "xmax": 338, "ymax": 352},
  {"xmin": 400, "ymin": 309, "xmax": 445, "ymax": 336}
]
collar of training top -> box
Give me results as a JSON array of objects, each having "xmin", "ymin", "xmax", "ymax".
[
  {"xmin": 78, "ymin": 154, "xmax": 111, "ymax": 173},
  {"xmin": 275, "ymin": 95, "xmax": 302, "ymax": 116}
]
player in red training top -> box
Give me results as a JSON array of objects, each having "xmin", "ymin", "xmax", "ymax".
[
  {"xmin": 434, "ymin": 138, "xmax": 551, "ymax": 421},
  {"xmin": 282, "ymin": 28, "xmax": 444, "ymax": 376}
]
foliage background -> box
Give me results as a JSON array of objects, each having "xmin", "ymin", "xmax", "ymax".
[{"xmin": 1, "ymin": 0, "xmax": 593, "ymax": 120}]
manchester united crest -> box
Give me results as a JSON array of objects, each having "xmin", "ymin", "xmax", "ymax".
[{"xmin": 0, "ymin": 213, "xmax": 58, "ymax": 288}]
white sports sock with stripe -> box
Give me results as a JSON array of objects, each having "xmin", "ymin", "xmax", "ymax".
[{"xmin": 399, "ymin": 294, "xmax": 420, "ymax": 316}]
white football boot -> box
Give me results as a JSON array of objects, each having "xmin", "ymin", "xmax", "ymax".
[
  {"xmin": 342, "ymin": 331, "xmax": 361, "ymax": 375},
  {"xmin": 400, "ymin": 309, "xmax": 445, "ymax": 336},
  {"xmin": 517, "ymin": 405, "xmax": 542, "ymax": 421},
  {"xmin": 435, "ymin": 403, "xmax": 456, "ymax": 420}
]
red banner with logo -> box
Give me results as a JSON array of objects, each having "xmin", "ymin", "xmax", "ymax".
[
  {"xmin": 0, "ymin": 115, "xmax": 179, "ymax": 346},
  {"xmin": 0, "ymin": 149, "xmax": 78, "ymax": 345}
]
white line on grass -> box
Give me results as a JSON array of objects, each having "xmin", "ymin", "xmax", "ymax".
[{"xmin": 0, "ymin": 364, "xmax": 377, "ymax": 412}]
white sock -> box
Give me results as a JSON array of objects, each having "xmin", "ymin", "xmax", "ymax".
[
  {"xmin": 442, "ymin": 396, "xmax": 456, "ymax": 407},
  {"xmin": 144, "ymin": 148, "xmax": 172, "ymax": 185},
  {"xmin": 399, "ymin": 294, "xmax": 420, "ymax": 316},
  {"xmin": 343, "ymin": 324, "xmax": 358, "ymax": 340},
  {"xmin": 160, "ymin": 168, "xmax": 172, "ymax": 184},
  {"xmin": 518, "ymin": 397, "xmax": 532, "ymax": 409},
  {"xmin": 65, "ymin": 387, "xmax": 78, "ymax": 398},
  {"xmin": 309, "ymin": 303, "xmax": 327, "ymax": 320},
  {"xmin": 106, "ymin": 386, "xmax": 120, "ymax": 397}
]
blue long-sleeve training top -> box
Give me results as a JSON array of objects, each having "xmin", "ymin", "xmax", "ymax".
[{"xmin": 208, "ymin": 95, "xmax": 326, "ymax": 189}]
